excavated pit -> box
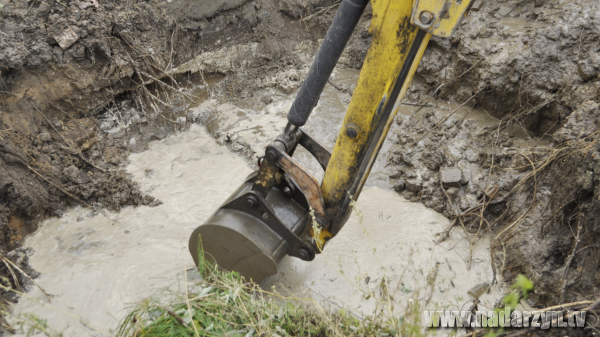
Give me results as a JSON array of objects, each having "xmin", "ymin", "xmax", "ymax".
[
  {"xmin": 10, "ymin": 77, "xmax": 502, "ymax": 335},
  {"xmin": 0, "ymin": 0, "xmax": 599, "ymax": 334}
]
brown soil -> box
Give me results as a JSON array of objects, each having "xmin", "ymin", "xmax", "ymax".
[
  {"xmin": 0, "ymin": 0, "xmax": 342, "ymax": 306},
  {"xmin": 388, "ymin": 0, "xmax": 600, "ymax": 311}
]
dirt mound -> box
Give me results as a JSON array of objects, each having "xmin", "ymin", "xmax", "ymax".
[{"xmin": 388, "ymin": 0, "xmax": 600, "ymax": 307}]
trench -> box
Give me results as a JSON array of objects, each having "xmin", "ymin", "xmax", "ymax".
[{"xmin": 10, "ymin": 70, "xmax": 502, "ymax": 335}]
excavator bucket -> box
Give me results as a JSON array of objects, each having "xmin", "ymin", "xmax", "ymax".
[{"xmin": 189, "ymin": 172, "xmax": 314, "ymax": 282}]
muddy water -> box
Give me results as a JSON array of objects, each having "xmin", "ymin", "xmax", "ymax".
[
  {"xmin": 189, "ymin": 69, "xmax": 397, "ymax": 187},
  {"xmin": 12, "ymin": 70, "xmax": 502, "ymax": 335},
  {"xmin": 11, "ymin": 126, "xmax": 252, "ymax": 335},
  {"xmin": 262, "ymin": 188, "xmax": 499, "ymax": 318}
]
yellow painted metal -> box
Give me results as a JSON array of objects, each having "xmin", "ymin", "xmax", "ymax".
[
  {"xmin": 320, "ymin": 0, "xmax": 426, "ymax": 235},
  {"xmin": 352, "ymin": 33, "xmax": 432, "ymax": 198},
  {"xmin": 311, "ymin": 226, "xmax": 332, "ymax": 251},
  {"xmin": 410, "ymin": 0, "xmax": 473, "ymax": 37}
]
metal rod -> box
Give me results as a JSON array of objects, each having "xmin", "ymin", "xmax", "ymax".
[
  {"xmin": 286, "ymin": 0, "xmax": 369, "ymax": 127},
  {"xmin": 283, "ymin": 122, "xmax": 299, "ymax": 138}
]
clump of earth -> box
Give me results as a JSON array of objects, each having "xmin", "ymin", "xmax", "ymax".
[{"xmin": 0, "ymin": 0, "xmax": 598, "ymax": 323}]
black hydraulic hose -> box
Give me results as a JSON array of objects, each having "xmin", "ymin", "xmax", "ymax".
[{"xmin": 286, "ymin": 0, "xmax": 369, "ymax": 127}]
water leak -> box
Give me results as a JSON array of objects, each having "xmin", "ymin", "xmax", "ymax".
[{"xmin": 11, "ymin": 70, "xmax": 503, "ymax": 335}]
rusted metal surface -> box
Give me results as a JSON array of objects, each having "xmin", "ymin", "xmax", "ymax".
[{"xmin": 270, "ymin": 146, "xmax": 327, "ymax": 221}]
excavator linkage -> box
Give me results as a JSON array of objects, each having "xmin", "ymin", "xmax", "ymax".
[{"xmin": 189, "ymin": 0, "xmax": 472, "ymax": 281}]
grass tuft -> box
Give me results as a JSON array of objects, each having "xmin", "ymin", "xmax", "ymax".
[{"xmin": 114, "ymin": 237, "xmax": 421, "ymax": 337}]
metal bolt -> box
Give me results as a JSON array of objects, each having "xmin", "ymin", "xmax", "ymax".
[
  {"xmin": 346, "ymin": 124, "xmax": 359, "ymax": 139},
  {"xmin": 245, "ymin": 195, "xmax": 258, "ymax": 208},
  {"xmin": 262, "ymin": 212, "xmax": 269, "ymax": 219},
  {"xmin": 266, "ymin": 148, "xmax": 279, "ymax": 161},
  {"xmin": 283, "ymin": 186, "xmax": 293, "ymax": 197},
  {"xmin": 298, "ymin": 248, "xmax": 310, "ymax": 261},
  {"xmin": 419, "ymin": 11, "xmax": 434, "ymax": 25}
]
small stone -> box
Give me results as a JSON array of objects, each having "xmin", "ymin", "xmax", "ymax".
[
  {"xmin": 389, "ymin": 171, "xmax": 402, "ymax": 179},
  {"xmin": 176, "ymin": 116, "xmax": 187, "ymax": 124},
  {"xmin": 257, "ymin": 9, "xmax": 269, "ymax": 22},
  {"xmin": 78, "ymin": 1, "xmax": 92, "ymax": 9},
  {"xmin": 405, "ymin": 179, "xmax": 422, "ymax": 192},
  {"xmin": 38, "ymin": 131, "xmax": 52, "ymax": 142},
  {"xmin": 461, "ymin": 169, "xmax": 471, "ymax": 185},
  {"xmin": 124, "ymin": 230, "xmax": 130, "ymax": 234},
  {"xmin": 261, "ymin": 95, "xmax": 273, "ymax": 104},
  {"xmin": 440, "ymin": 168, "xmax": 462, "ymax": 188},
  {"xmin": 52, "ymin": 119, "xmax": 62, "ymax": 131},
  {"xmin": 62, "ymin": 165, "xmax": 81, "ymax": 183},
  {"xmin": 577, "ymin": 171, "xmax": 594, "ymax": 191},
  {"xmin": 479, "ymin": 28, "xmax": 493, "ymax": 38},
  {"xmin": 468, "ymin": 282, "xmax": 489, "ymax": 299},
  {"xmin": 240, "ymin": 2, "xmax": 257, "ymax": 25},
  {"xmin": 470, "ymin": 0, "xmax": 483, "ymax": 11},
  {"xmin": 494, "ymin": 5, "xmax": 512, "ymax": 19},
  {"xmin": 560, "ymin": 25, "xmax": 570, "ymax": 38},
  {"xmin": 545, "ymin": 28, "xmax": 560, "ymax": 41},
  {"xmin": 35, "ymin": 1, "xmax": 51, "ymax": 17},
  {"xmin": 578, "ymin": 60, "xmax": 599, "ymax": 81},
  {"xmin": 51, "ymin": 22, "xmax": 78, "ymax": 50},
  {"xmin": 394, "ymin": 179, "xmax": 405, "ymax": 192},
  {"xmin": 446, "ymin": 187, "xmax": 458, "ymax": 197}
]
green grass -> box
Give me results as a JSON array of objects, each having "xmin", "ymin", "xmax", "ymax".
[{"xmin": 114, "ymin": 240, "xmax": 425, "ymax": 337}]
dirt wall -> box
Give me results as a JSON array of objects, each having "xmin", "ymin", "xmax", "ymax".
[{"xmin": 389, "ymin": 0, "xmax": 600, "ymax": 308}]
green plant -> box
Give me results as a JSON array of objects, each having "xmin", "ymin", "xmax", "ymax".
[{"xmin": 115, "ymin": 236, "xmax": 407, "ymax": 336}]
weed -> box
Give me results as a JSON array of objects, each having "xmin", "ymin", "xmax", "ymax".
[{"xmin": 114, "ymin": 241, "xmax": 412, "ymax": 337}]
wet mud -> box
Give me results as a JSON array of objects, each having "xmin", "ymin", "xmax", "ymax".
[
  {"xmin": 0, "ymin": 0, "xmax": 347, "ymax": 308},
  {"xmin": 390, "ymin": 0, "xmax": 600, "ymax": 307},
  {"xmin": 0, "ymin": 0, "xmax": 598, "ymax": 331}
]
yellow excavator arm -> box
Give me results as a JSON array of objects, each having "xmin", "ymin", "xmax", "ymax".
[
  {"xmin": 320, "ymin": 0, "xmax": 473, "ymax": 243},
  {"xmin": 189, "ymin": 0, "xmax": 473, "ymax": 282}
]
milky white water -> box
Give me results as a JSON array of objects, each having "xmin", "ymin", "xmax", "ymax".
[
  {"xmin": 11, "ymin": 71, "xmax": 502, "ymax": 335},
  {"xmin": 10, "ymin": 126, "xmax": 252, "ymax": 336},
  {"xmin": 262, "ymin": 187, "xmax": 499, "ymax": 318}
]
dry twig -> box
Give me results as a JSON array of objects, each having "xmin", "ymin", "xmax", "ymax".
[
  {"xmin": 0, "ymin": 253, "xmax": 51, "ymax": 301},
  {"xmin": 560, "ymin": 217, "xmax": 583, "ymax": 303}
]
